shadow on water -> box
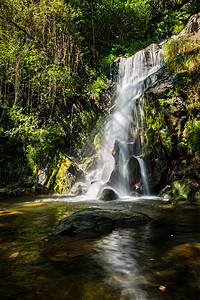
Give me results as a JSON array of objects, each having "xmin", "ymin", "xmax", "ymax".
[{"xmin": 0, "ymin": 195, "xmax": 200, "ymax": 299}]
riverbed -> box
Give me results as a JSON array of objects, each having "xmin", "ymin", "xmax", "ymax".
[{"xmin": 0, "ymin": 195, "xmax": 200, "ymax": 299}]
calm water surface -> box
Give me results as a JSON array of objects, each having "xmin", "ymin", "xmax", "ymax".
[{"xmin": 0, "ymin": 195, "xmax": 200, "ymax": 299}]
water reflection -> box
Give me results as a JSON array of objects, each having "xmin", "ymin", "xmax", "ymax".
[
  {"xmin": 95, "ymin": 227, "xmax": 150, "ymax": 299},
  {"xmin": 0, "ymin": 196, "xmax": 200, "ymax": 299}
]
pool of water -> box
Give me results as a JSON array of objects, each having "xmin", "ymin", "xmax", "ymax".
[{"xmin": 0, "ymin": 194, "xmax": 200, "ymax": 299}]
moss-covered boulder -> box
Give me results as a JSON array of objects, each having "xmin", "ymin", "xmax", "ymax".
[
  {"xmin": 160, "ymin": 179, "xmax": 200, "ymax": 204},
  {"xmin": 45, "ymin": 154, "xmax": 85, "ymax": 194},
  {"xmin": 171, "ymin": 180, "xmax": 200, "ymax": 203},
  {"xmin": 170, "ymin": 194, "xmax": 190, "ymax": 205},
  {"xmin": 53, "ymin": 208, "xmax": 152, "ymax": 236}
]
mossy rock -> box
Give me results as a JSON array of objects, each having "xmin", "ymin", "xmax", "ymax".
[
  {"xmin": 171, "ymin": 181, "xmax": 186, "ymax": 198},
  {"xmin": 158, "ymin": 185, "xmax": 172, "ymax": 200},
  {"xmin": 46, "ymin": 157, "xmax": 76, "ymax": 194},
  {"xmin": 195, "ymin": 190, "xmax": 200, "ymax": 202},
  {"xmin": 170, "ymin": 180, "xmax": 200, "ymax": 203},
  {"xmin": 54, "ymin": 163, "xmax": 75, "ymax": 194},
  {"xmin": 53, "ymin": 208, "xmax": 152, "ymax": 236},
  {"xmin": 169, "ymin": 195, "xmax": 190, "ymax": 205}
]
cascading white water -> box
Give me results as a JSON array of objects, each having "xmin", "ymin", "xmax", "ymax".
[
  {"xmin": 86, "ymin": 44, "xmax": 164, "ymax": 199},
  {"xmin": 70, "ymin": 104, "xmax": 77, "ymax": 148}
]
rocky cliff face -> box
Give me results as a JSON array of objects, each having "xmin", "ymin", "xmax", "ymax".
[
  {"xmin": 144, "ymin": 12, "xmax": 200, "ymax": 203},
  {"xmin": 178, "ymin": 12, "xmax": 200, "ymax": 40}
]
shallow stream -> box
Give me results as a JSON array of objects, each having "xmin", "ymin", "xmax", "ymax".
[{"xmin": 0, "ymin": 195, "xmax": 200, "ymax": 299}]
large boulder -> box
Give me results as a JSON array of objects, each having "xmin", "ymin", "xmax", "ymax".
[
  {"xmin": 128, "ymin": 156, "xmax": 142, "ymax": 192},
  {"xmin": 53, "ymin": 208, "xmax": 152, "ymax": 236},
  {"xmin": 53, "ymin": 209, "xmax": 114, "ymax": 236},
  {"xmin": 108, "ymin": 140, "xmax": 144, "ymax": 193},
  {"xmin": 98, "ymin": 188, "xmax": 119, "ymax": 201},
  {"xmin": 179, "ymin": 12, "xmax": 200, "ymax": 40}
]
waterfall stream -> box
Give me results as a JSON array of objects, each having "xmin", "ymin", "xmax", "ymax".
[{"xmin": 87, "ymin": 44, "xmax": 164, "ymax": 199}]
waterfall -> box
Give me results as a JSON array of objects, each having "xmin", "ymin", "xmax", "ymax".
[
  {"xmin": 86, "ymin": 44, "xmax": 164, "ymax": 199},
  {"xmin": 70, "ymin": 104, "xmax": 77, "ymax": 148}
]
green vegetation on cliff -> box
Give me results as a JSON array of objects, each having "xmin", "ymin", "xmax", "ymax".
[{"xmin": 144, "ymin": 28, "xmax": 200, "ymax": 202}]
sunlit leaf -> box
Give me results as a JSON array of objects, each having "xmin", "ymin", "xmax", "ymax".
[
  {"xmin": 0, "ymin": 211, "xmax": 24, "ymax": 216},
  {"xmin": 159, "ymin": 285, "xmax": 166, "ymax": 292},
  {"xmin": 9, "ymin": 252, "xmax": 19, "ymax": 259},
  {"xmin": 23, "ymin": 202, "xmax": 45, "ymax": 207}
]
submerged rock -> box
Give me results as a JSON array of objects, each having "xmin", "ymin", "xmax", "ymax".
[
  {"xmin": 98, "ymin": 188, "xmax": 119, "ymax": 201},
  {"xmin": 54, "ymin": 210, "xmax": 113, "ymax": 236},
  {"xmin": 53, "ymin": 208, "xmax": 152, "ymax": 236}
]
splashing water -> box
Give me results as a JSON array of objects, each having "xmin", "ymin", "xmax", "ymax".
[{"xmin": 86, "ymin": 45, "xmax": 164, "ymax": 199}]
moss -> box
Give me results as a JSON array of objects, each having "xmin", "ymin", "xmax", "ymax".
[
  {"xmin": 46, "ymin": 167, "xmax": 58, "ymax": 190},
  {"xmin": 54, "ymin": 163, "xmax": 75, "ymax": 194},
  {"xmin": 184, "ymin": 119, "xmax": 200, "ymax": 155},
  {"xmin": 164, "ymin": 37, "xmax": 200, "ymax": 75},
  {"xmin": 144, "ymin": 92, "xmax": 175, "ymax": 160},
  {"xmin": 46, "ymin": 154, "xmax": 75, "ymax": 194},
  {"xmin": 144, "ymin": 51, "xmax": 200, "ymax": 193},
  {"xmin": 170, "ymin": 194, "xmax": 190, "ymax": 205},
  {"xmin": 171, "ymin": 181, "xmax": 187, "ymax": 198},
  {"xmin": 84, "ymin": 76, "xmax": 109, "ymax": 108},
  {"xmin": 93, "ymin": 133, "xmax": 101, "ymax": 151},
  {"xmin": 169, "ymin": 180, "xmax": 199, "ymax": 204},
  {"xmin": 159, "ymin": 186, "xmax": 172, "ymax": 200}
]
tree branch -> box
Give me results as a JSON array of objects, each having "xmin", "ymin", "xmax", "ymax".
[{"xmin": 0, "ymin": 14, "xmax": 42, "ymax": 47}]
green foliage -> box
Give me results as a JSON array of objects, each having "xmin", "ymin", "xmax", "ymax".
[
  {"xmin": 164, "ymin": 37, "xmax": 200, "ymax": 74},
  {"xmin": 184, "ymin": 119, "xmax": 200, "ymax": 155},
  {"xmin": 169, "ymin": 179, "xmax": 199, "ymax": 203},
  {"xmin": 126, "ymin": 39, "xmax": 154, "ymax": 54},
  {"xmin": 144, "ymin": 96, "xmax": 174, "ymax": 160},
  {"xmin": 100, "ymin": 54, "xmax": 117, "ymax": 69},
  {"xmin": 173, "ymin": 23, "xmax": 185, "ymax": 35},
  {"xmin": 170, "ymin": 194, "xmax": 189, "ymax": 205},
  {"xmin": 93, "ymin": 133, "xmax": 101, "ymax": 151},
  {"xmin": 68, "ymin": 0, "xmax": 151, "ymax": 59},
  {"xmin": 0, "ymin": 0, "xmax": 198, "ymax": 190},
  {"xmin": 0, "ymin": 103, "xmax": 69, "ymax": 183},
  {"xmin": 164, "ymin": 37, "xmax": 200, "ymax": 159},
  {"xmin": 0, "ymin": 106, "xmax": 29, "ymax": 183},
  {"xmin": 145, "ymin": 77, "xmax": 200, "ymax": 163},
  {"xmin": 154, "ymin": 8, "xmax": 190, "ymax": 38},
  {"xmin": 110, "ymin": 44, "xmax": 128, "ymax": 57},
  {"xmin": 84, "ymin": 76, "xmax": 109, "ymax": 107},
  {"xmin": 0, "ymin": 0, "xmax": 84, "ymax": 121}
]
